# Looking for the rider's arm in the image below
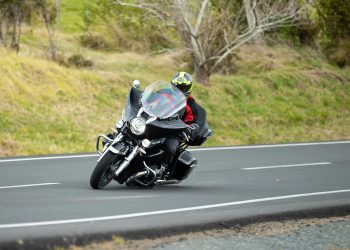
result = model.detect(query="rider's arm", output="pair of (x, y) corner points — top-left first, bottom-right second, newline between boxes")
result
(183, 97), (198, 125)
(182, 97), (200, 140)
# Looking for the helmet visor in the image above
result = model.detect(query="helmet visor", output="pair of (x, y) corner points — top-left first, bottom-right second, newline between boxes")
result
(174, 83), (191, 93)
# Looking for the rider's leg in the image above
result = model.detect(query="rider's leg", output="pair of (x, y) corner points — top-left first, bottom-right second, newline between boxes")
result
(162, 138), (179, 168)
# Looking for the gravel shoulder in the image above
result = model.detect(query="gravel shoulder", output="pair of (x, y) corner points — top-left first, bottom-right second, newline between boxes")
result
(64, 215), (350, 250)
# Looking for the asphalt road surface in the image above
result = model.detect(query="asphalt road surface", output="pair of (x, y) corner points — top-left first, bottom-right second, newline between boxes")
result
(0, 141), (350, 247)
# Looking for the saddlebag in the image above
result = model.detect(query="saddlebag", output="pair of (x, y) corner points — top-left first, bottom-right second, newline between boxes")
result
(171, 150), (197, 181)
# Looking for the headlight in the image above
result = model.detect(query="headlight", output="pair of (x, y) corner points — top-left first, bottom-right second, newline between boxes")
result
(130, 117), (146, 135)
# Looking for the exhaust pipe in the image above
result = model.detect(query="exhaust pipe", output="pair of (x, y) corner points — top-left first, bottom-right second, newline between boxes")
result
(154, 179), (181, 185)
(125, 170), (148, 186)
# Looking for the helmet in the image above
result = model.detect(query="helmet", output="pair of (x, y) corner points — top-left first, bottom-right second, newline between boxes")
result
(171, 72), (193, 97)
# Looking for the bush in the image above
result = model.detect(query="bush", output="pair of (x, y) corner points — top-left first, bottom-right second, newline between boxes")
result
(54, 54), (69, 67)
(80, 34), (111, 50)
(315, 0), (350, 40)
(315, 0), (350, 67)
(67, 54), (93, 68)
(326, 39), (350, 68)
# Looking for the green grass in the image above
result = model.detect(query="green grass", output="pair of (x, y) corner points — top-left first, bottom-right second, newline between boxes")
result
(198, 62), (350, 146)
(1, 36), (350, 156)
(60, 0), (86, 33)
(0, 10), (350, 158)
(1, 0), (349, 157)
(0, 48), (183, 155)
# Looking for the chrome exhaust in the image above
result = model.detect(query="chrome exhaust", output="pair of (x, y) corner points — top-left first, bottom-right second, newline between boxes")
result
(125, 170), (148, 186)
(154, 179), (181, 185)
(125, 162), (157, 187)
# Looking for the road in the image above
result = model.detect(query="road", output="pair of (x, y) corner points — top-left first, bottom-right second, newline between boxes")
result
(0, 141), (350, 248)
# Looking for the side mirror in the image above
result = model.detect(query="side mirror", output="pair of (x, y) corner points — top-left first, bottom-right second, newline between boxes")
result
(133, 80), (140, 89)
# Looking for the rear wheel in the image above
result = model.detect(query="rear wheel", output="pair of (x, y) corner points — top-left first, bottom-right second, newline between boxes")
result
(90, 151), (123, 189)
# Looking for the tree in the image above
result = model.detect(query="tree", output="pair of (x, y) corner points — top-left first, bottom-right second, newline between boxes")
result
(0, 0), (57, 59)
(313, 0), (350, 67)
(56, 0), (61, 29)
(39, 0), (56, 60)
(0, 0), (31, 52)
(115, 0), (312, 85)
(314, 0), (350, 41)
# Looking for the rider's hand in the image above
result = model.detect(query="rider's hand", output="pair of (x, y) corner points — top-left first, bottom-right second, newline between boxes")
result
(185, 123), (200, 139)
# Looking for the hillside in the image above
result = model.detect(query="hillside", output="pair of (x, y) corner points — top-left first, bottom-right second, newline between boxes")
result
(1, 37), (350, 156)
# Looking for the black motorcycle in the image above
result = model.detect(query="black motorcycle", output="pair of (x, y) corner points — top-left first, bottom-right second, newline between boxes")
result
(90, 80), (212, 189)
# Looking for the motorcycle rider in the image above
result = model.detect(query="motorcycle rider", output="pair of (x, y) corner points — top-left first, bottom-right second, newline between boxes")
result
(161, 72), (200, 170)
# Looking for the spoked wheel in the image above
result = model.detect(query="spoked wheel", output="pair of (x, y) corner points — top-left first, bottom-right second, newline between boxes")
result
(90, 151), (123, 189)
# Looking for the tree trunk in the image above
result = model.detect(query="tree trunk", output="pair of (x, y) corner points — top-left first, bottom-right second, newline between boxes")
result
(3, 18), (9, 47)
(0, 19), (3, 47)
(194, 63), (210, 86)
(243, 0), (262, 43)
(56, 0), (61, 29)
(41, 0), (56, 60)
(16, 8), (22, 53)
(10, 4), (18, 50)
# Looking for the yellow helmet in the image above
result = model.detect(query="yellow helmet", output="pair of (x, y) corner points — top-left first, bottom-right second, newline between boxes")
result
(171, 72), (193, 97)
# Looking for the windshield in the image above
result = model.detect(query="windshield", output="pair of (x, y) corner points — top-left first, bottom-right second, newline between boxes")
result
(140, 81), (186, 119)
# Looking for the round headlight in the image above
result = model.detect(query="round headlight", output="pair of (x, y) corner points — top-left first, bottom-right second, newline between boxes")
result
(130, 118), (146, 135)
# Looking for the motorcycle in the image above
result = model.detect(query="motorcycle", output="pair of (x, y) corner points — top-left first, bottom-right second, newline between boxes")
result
(90, 80), (212, 189)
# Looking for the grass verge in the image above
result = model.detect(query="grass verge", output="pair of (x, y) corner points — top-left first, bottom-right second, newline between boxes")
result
(0, 44), (349, 156)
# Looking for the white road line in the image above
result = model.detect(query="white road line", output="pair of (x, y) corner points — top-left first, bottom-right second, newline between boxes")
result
(75, 195), (154, 201)
(0, 183), (60, 189)
(0, 141), (349, 163)
(190, 140), (350, 151)
(0, 189), (349, 229)
(0, 154), (98, 163)
(242, 162), (332, 170)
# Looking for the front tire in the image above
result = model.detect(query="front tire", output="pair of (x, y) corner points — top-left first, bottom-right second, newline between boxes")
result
(90, 151), (123, 189)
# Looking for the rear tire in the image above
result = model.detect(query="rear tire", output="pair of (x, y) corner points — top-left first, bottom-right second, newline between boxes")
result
(90, 151), (123, 189)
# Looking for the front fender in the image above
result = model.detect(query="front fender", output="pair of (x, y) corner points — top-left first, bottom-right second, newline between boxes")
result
(97, 134), (128, 162)
(110, 141), (129, 156)
(97, 142), (129, 162)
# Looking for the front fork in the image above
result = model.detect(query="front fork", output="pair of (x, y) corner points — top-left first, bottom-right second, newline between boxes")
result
(96, 133), (140, 178)
(114, 145), (139, 177)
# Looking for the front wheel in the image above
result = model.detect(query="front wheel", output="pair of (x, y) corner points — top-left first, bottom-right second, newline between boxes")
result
(90, 151), (123, 189)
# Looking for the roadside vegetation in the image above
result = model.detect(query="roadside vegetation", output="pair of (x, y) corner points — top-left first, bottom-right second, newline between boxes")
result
(0, 0), (349, 156)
